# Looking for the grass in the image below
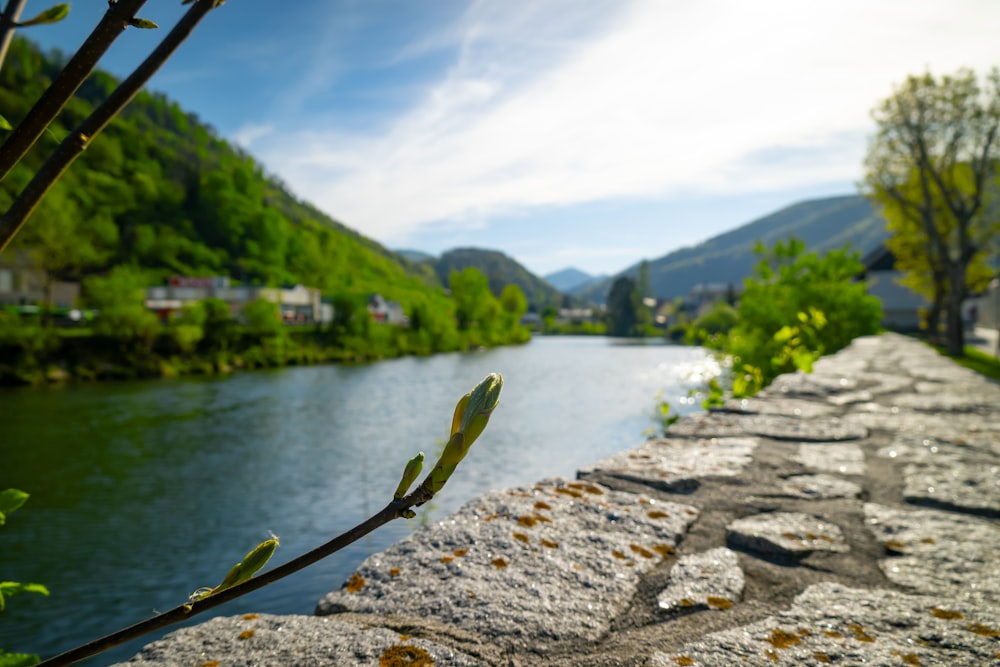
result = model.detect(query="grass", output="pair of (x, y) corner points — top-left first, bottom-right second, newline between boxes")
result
(930, 342), (1000, 383)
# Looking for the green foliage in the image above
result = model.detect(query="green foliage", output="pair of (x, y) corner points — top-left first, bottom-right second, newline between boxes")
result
(84, 266), (159, 350)
(0, 38), (443, 312)
(241, 298), (284, 339)
(1, 490), (48, 665)
(705, 238), (882, 395)
(0, 39), (534, 382)
(432, 248), (565, 311)
(685, 301), (738, 344)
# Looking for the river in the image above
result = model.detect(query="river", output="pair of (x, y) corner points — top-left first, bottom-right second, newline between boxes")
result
(0, 336), (714, 664)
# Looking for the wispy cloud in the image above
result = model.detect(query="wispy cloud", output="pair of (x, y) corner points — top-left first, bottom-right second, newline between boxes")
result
(232, 123), (274, 150)
(250, 0), (1000, 244)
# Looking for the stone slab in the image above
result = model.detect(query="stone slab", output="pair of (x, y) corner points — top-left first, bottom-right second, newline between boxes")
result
(656, 547), (744, 614)
(796, 442), (865, 475)
(890, 391), (1000, 414)
(779, 474), (862, 499)
(723, 396), (838, 418)
(650, 582), (1000, 667)
(669, 412), (866, 442)
(111, 613), (485, 666)
(726, 512), (849, 558)
(864, 503), (1000, 602)
(578, 437), (757, 492)
(844, 406), (1000, 442)
(316, 478), (698, 653)
(877, 434), (1000, 517)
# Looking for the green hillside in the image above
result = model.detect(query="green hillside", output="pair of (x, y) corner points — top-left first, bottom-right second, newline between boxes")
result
(430, 247), (567, 310)
(0, 38), (442, 311)
(575, 195), (888, 302)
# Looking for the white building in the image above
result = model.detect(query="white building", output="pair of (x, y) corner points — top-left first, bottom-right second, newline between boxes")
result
(146, 276), (329, 325)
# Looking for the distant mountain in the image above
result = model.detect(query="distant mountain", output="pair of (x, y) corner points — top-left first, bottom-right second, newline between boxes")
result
(544, 267), (605, 293)
(431, 248), (566, 309)
(576, 194), (888, 303)
(396, 249), (436, 263)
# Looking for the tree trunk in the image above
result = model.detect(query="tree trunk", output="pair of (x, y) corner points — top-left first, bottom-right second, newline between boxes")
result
(944, 265), (966, 356)
(926, 292), (943, 344)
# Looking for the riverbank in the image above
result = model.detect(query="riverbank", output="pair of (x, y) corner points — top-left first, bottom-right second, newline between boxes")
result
(111, 332), (999, 666)
(0, 324), (532, 386)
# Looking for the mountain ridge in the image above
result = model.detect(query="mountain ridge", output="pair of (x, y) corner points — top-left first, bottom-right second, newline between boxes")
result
(572, 194), (887, 303)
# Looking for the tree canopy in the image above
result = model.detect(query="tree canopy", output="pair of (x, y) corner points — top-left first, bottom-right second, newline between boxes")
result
(864, 67), (1000, 355)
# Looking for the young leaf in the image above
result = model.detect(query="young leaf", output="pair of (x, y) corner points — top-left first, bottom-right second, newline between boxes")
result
(128, 18), (159, 29)
(0, 650), (42, 667)
(0, 581), (50, 611)
(0, 114), (11, 131)
(393, 452), (424, 500)
(15, 3), (70, 27)
(0, 489), (29, 524)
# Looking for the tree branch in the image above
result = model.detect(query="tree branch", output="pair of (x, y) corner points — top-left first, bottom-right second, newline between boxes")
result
(37, 475), (440, 666)
(0, 0), (27, 73)
(0, 0), (147, 183)
(0, 0), (219, 254)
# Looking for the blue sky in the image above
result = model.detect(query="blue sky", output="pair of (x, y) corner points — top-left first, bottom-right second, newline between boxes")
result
(22, 0), (1000, 276)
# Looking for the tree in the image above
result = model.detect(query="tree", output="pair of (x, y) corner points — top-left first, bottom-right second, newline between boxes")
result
(864, 68), (1000, 355)
(449, 267), (495, 331)
(85, 265), (159, 354)
(606, 276), (638, 337)
(499, 284), (528, 326)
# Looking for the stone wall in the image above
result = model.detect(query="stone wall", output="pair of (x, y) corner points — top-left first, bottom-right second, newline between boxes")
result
(116, 333), (1000, 666)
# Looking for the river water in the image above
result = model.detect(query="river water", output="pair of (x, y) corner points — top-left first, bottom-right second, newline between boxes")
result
(0, 336), (714, 664)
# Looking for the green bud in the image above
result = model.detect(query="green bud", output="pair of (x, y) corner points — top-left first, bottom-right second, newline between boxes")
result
(426, 373), (503, 495)
(192, 535), (280, 601)
(454, 373), (503, 438)
(393, 452), (425, 500)
(15, 4), (69, 28)
(231, 536), (279, 584)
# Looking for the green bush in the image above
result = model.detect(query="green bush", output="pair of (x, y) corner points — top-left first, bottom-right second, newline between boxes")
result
(706, 238), (882, 395)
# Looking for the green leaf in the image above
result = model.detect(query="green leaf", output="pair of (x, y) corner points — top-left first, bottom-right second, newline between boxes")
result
(0, 650), (41, 667)
(128, 18), (159, 29)
(0, 114), (11, 131)
(0, 582), (49, 597)
(0, 489), (29, 524)
(0, 582), (50, 609)
(15, 4), (70, 27)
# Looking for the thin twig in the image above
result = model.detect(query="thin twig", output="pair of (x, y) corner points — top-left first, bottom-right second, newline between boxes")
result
(0, 0), (219, 253)
(0, 0), (27, 73)
(37, 482), (438, 667)
(0, 0), (147, 183)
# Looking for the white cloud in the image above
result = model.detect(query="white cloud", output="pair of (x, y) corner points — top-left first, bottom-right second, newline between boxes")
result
(232, 123), (274, 150)
(255, 0), (1000, 243)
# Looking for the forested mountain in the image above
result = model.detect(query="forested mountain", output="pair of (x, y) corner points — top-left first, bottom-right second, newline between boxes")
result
(0, 38), (442, 311)
(429, 248), (566, 310)
(543, 267), (604, 293)
(574, 195), (888, 302)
